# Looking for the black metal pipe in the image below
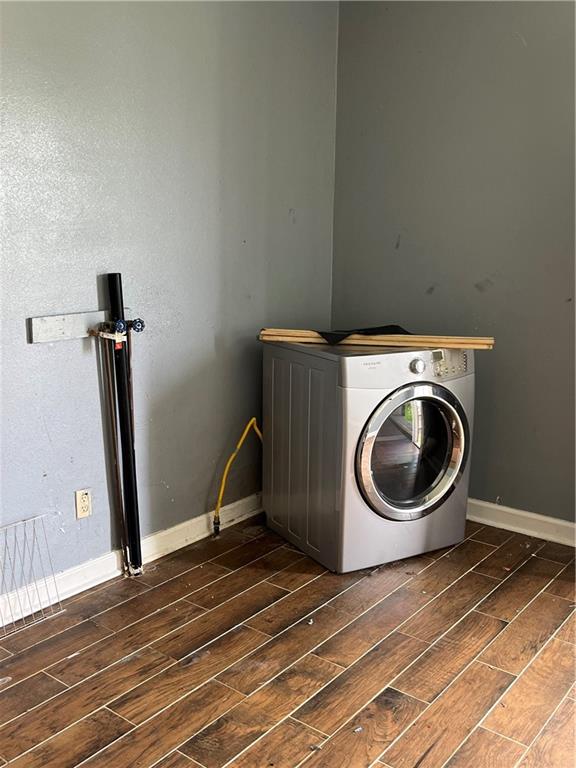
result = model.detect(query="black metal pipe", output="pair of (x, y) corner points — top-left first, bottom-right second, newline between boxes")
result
(101, 335), (129, 571)
(107, 273), (142, 572)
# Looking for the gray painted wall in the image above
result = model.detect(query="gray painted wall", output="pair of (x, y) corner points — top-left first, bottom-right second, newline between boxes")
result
(333, 2), (574, 521)
(1, 2), (338, 571)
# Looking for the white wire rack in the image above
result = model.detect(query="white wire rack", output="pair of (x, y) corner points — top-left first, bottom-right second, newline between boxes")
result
(0, 515), (62, 636)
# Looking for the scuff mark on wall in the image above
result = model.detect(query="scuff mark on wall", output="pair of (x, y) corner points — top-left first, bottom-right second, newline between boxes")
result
(474, 278), (494, 293)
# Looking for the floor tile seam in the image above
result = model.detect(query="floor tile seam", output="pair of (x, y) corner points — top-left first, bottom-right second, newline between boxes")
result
(50, 565), (302, 685)
(216, 713), (327, 768)
(359, 581), (544, 766)
(137, 528), (269, 588)
(533, 553), (575, 566)
(184, 640), (405, 765)
(0, 704), (131, 764)
(207, 540), (287, 570)
(72, 680), (248, 768)
(0, 653), (180, 753)
(396, 545), (560, 643)
(506, 617), (576, 768)
(185, 570), (297, 613)
(0, 620), (119, 694)
(107, 623), (280, 723)
(473, 608), (576, 748)
(0, 608), (77, 654)
(187, 547), (307, 609)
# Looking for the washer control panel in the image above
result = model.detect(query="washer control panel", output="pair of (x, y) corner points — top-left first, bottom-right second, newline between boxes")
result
(432, 349), (469, 378)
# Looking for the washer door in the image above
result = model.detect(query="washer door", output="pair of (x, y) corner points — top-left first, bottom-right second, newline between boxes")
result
(356, 383), (469, 521)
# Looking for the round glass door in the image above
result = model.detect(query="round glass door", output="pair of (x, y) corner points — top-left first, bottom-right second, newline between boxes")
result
(356, 383), (468, 521)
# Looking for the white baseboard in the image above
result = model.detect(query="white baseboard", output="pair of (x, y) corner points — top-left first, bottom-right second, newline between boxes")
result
(467, 497), (575, 547)
(140, 493), (262, 564)
(1, 493), (262, 627)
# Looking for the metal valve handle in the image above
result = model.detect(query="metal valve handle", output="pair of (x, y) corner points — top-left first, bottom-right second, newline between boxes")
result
(99, 318), (145, 335)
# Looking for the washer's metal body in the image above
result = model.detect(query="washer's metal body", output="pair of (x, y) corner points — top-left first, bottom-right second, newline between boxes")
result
(262, 342), (475, 572)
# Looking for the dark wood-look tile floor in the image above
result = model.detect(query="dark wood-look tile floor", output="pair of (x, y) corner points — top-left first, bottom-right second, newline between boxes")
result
(0, 516), (574, 768)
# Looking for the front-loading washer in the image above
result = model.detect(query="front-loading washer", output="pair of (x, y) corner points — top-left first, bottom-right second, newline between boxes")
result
(262, 342), (474, 572)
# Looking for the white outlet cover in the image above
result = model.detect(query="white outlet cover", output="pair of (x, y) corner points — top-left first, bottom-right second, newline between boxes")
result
(75, 489), (92, 519)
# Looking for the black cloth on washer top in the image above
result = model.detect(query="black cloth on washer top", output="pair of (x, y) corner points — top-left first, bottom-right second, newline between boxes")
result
(316, 325), (411, 345)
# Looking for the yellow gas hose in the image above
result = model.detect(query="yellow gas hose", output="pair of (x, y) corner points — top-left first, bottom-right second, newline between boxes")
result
(213, 417), (263, 535)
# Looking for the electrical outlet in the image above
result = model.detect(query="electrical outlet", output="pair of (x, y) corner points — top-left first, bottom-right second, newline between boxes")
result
(75, 489), (92, 519)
